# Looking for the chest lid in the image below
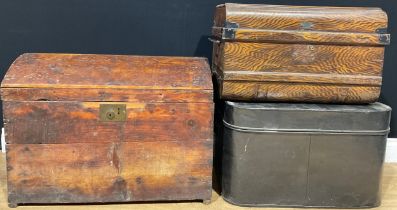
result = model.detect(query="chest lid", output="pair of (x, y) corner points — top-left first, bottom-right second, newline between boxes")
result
(224, 102), (391, 134)
(213, 3), (390, 45)
(1, 53), (213, 102)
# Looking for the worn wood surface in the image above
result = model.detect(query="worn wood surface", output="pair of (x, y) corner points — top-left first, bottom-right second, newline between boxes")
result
(6, 141), (212, 204)
(1, 53), (212, 102)
(212, 3), (388, 103)
(1, 53), (214, 205)
(1, 154), (397, 209)
(3, 101), (213, 144)
(1, 88), (213, 102)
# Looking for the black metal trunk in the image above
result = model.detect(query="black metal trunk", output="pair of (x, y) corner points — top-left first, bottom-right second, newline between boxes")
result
(222, 102), (391, 208)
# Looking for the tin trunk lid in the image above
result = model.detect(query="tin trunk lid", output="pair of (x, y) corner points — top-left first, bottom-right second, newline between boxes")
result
(224, 102), (391, 134)
(212, 3), (390, 45)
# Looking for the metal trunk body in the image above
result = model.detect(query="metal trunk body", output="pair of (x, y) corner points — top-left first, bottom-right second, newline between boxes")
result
(222, 101), (391, 208)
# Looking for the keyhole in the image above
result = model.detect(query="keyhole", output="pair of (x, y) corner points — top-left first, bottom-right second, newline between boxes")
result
(106, 111), (115, 120)
(100, 104), (126, 121)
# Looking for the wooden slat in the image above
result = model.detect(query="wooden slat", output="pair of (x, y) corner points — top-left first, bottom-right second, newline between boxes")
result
(220, 81), (380, 103)
(6, 141), (212, 204)
(3, 101), (214, 144)
(222, 71), (382, 86)
(222, 42), (385, 76)
(1, 84), (210, 90)
(1, 88), (213, 102)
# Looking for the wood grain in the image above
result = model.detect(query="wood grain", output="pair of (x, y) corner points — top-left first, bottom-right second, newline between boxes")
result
(1, 53), (212, 97)
(215, 3), (388, 33)
(7, 141), (212, 204)
(223, 42), (385, 75)
(213, 41), (385, 103)
(2, 154), (397, 210)
(1, 53), (214, 205)
(222, 72), (381, 86)
(1, 88), (213, 102)
(215, 28), (390, 45)
(3, 101), (213, 144)
(220, 81), (380, 103)
(211, 3), (388, 103)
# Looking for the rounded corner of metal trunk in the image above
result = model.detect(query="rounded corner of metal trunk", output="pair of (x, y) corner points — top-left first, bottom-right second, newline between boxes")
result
(223, 101), (391, 135)
(221, 195), (252, 208)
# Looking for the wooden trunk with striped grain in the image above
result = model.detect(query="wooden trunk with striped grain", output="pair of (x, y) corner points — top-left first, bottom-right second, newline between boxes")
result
(212, 3), (390, 103)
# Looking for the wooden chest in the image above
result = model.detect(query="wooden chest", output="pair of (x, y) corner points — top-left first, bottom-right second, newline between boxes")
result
(1, 53), (214, 207)
(212, 3), (390, 103)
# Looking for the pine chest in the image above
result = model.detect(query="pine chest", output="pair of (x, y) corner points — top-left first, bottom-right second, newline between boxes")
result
(1, 53), (214, 207)
(212, 3), (390, 103)
(222, 101), (391, 208)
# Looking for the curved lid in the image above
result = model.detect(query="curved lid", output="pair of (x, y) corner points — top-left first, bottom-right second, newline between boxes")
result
(2, 53), (212, 90)
(214, 3), (388, 33)
(212, 3), (390, 45)
(224, 102), (391, 133)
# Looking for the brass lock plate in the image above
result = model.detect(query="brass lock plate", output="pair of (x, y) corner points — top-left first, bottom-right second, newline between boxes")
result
(99, 104), (127, 121)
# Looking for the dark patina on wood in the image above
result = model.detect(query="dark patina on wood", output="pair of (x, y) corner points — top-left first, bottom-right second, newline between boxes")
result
(211, 3), (390, 103)
(1, 53), (214, 207)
